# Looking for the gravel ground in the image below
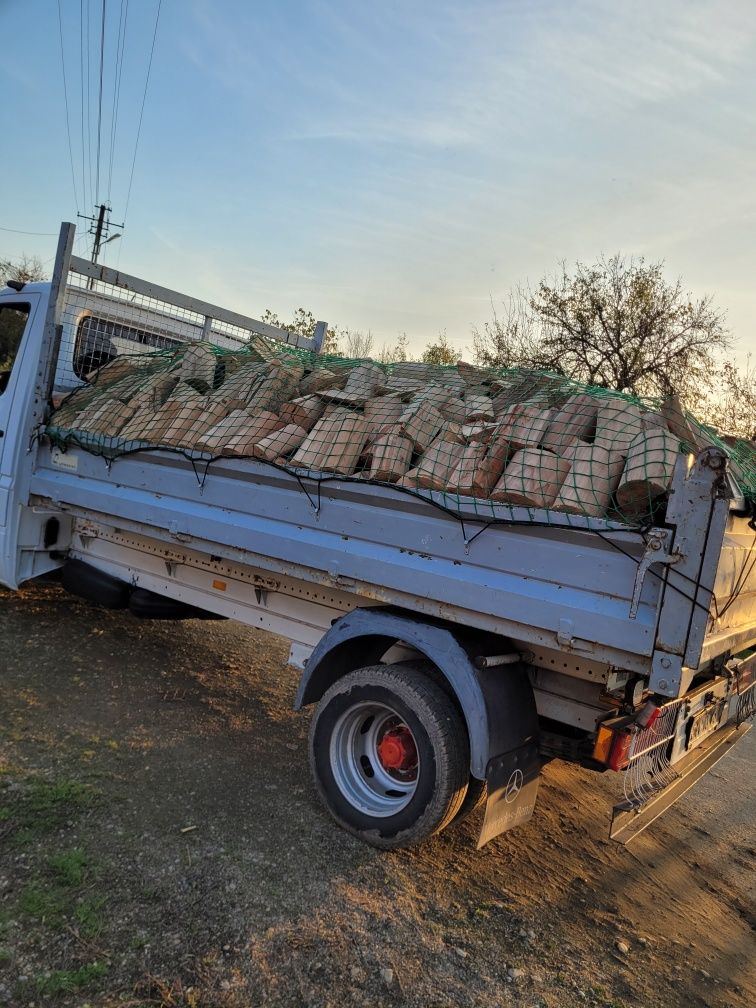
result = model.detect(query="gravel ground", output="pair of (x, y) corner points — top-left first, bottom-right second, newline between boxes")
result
(0, 580), (754, 1008)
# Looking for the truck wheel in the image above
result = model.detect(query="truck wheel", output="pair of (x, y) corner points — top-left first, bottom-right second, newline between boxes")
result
(309, 664), (470, 849)
(453, 776), (487, 825)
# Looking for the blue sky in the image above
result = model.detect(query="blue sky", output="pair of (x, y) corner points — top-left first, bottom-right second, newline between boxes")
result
(1, 0), (755, 362)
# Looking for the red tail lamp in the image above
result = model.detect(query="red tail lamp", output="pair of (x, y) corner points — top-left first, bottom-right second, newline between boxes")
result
(593, 717), (634, 771)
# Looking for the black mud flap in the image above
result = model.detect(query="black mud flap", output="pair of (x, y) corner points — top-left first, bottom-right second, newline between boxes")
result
(477, 739), (540, 848)
(62, 558), (130, 609)
(128, 588), (227, 621)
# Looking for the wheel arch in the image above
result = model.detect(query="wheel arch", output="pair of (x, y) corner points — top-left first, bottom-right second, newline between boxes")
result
(295, 608), (536, 779)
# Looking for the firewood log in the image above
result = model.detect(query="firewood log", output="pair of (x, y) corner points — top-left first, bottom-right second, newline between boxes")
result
(119, 399), (191, 444)
(541, 394), (598, 456)
(196, 410), (282, 454)
(409, 436), (463, 490)
(72, 398), (137, 436)
(457, 361), (494, 386)
(615, 427), (680, 511)
(252, 424), (309, 462)
(216, 362), (269, 401)
(661, 393), (712, 452)
(300, 368), (344, 394)
(363, 396), (405, 442)
(128, 373), (180, 412)
(368, 434), (413, 482)
(440, 397), (468, 423)
(394, 400), (444, 451)
(279, 395), (326, 431)
(593, 399), (648, 454)
(491, 448), (571, 507)
(464, 395), (495, 423)
(552, 443), (626, 517)
(290, 409), (369, 474)
(447, 440), (509, 497)
(245, 360), (304, 412)
(319, 362), (385, 406)
(410, 383), (455, 412)
(177, 341), (217, 392)
(160, 399), (230, 448)
(494, 404), (554, 451)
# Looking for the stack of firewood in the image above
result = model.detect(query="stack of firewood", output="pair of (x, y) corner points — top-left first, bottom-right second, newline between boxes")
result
(51, 344), (699, 521)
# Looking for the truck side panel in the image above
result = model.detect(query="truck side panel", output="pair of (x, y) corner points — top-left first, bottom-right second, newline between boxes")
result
(30, 443), (663, 674)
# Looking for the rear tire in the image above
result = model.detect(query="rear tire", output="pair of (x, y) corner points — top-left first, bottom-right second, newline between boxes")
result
(453, 776), (487, 824)
(309, 664), (470, 849)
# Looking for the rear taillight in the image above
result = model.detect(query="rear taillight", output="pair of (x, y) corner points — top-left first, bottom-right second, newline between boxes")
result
(636, 701), (661, 729)
(593, 717), (635, 770)
(734, 655), (755, 694)
(606, 728), (633, 770)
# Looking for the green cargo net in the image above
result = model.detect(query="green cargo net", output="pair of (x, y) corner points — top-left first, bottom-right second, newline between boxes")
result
(46, 340), (756, 530)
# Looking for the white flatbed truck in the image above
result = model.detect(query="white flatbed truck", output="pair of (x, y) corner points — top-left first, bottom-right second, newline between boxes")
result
(0, 223), (754, 849)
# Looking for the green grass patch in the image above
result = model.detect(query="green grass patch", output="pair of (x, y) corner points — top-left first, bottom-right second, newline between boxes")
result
(47, 847), (88, 887)
(19, 883), (65, 923)
(74, 893), (107, 937)
(17, 848), (107, 937)
(0, 777), (96, 845)
(35, 960), (107, 996)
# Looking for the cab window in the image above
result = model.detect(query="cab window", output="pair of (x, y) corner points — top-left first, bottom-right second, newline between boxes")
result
(73, 314), (183, 379)
(0, 302), (30, 396)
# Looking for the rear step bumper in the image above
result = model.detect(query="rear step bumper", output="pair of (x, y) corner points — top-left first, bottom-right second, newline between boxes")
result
(610, 719), (751, 843)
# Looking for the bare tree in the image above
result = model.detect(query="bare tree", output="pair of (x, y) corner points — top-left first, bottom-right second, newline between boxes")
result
(531, 256), (730, 400)
(377, 332), (410, 364)
(422, 332), (458, 365)
(342, 330), (375, 360)
(704, 356), (756, 440)
(0, 253), (47, 284)
(472, 290), (558, 371)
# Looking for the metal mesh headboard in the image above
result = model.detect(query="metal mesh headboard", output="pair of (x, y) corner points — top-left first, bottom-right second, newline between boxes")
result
(54, 254), (325, 395)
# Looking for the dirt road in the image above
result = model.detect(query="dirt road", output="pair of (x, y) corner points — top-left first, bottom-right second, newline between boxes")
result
(0, 581), (754, 1008)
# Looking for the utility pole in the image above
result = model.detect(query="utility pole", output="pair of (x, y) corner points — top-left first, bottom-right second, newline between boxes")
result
(77, 203), (124, 288)
(91, 203), (107, 264)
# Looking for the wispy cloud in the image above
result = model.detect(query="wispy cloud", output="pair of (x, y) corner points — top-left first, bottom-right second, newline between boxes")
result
(169, 1), (756, 349)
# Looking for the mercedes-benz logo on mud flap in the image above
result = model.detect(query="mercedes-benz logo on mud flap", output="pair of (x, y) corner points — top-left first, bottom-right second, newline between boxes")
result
(504, 768), (523, 803)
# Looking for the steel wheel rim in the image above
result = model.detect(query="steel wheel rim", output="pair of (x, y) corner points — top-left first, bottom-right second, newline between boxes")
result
(329, 701), (420, 817)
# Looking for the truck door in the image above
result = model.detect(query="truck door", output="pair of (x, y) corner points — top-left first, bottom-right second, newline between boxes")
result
(0, 294), (40, 587)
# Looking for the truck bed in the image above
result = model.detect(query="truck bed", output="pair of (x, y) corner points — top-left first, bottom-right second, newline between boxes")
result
(31, 441), (685, 677)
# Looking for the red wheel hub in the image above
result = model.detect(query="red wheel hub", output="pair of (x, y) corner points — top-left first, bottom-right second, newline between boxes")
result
(377, 724), (417, 773)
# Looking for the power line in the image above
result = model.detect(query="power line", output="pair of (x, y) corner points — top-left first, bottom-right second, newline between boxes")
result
(0, 226), (59, 237)
(107, 0), (129, 201)
(85, 0), (95, 210)
(123, 0), (162, 224)
(79, 0), (88, 208)
(95, 0), (107, 202)
(56, 0), (80, 212)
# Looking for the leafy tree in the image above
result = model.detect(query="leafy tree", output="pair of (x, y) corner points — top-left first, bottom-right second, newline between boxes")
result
(422, 332), (458, 365)
(261, 308), (342, 355)
(259, 312), (409, 363)
(474, 256), (730, 405)
(531, 256), (729, 399)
